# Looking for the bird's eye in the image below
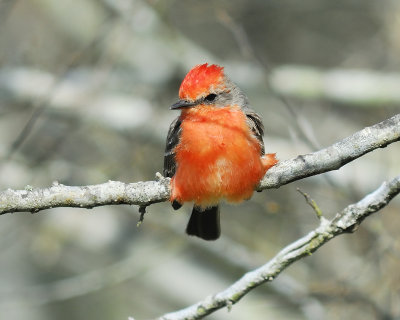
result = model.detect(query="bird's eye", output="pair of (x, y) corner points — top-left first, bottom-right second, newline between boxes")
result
(204, 93), (217, 102)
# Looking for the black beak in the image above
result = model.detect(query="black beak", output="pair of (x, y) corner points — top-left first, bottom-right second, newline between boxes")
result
(170, 99), (197, 110)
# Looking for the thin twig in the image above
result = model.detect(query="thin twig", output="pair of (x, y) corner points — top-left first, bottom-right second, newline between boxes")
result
(137, 205), (148, 226)
(297, 188), (323, 220)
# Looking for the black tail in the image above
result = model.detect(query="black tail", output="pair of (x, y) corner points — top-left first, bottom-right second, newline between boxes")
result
(186, 205), (220, 240)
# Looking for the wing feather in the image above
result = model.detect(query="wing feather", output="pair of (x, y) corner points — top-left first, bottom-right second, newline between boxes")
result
(244, 109), (265, 155)
(163, 117), (182, 177)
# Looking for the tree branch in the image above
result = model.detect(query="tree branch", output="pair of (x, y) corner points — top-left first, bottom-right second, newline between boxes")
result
(156, 175), (400, 320)
(0, 114), (398, 215)
(259, 113), (400, 189)
(0, 178), (170, 215)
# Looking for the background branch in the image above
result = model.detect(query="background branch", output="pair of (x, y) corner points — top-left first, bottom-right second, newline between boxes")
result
(157, 175), (400, 320)
(0, 114), (398, 216)
(270, 66), (400, 107)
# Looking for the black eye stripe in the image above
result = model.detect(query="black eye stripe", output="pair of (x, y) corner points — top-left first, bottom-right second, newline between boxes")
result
(204, 93), (217, 102)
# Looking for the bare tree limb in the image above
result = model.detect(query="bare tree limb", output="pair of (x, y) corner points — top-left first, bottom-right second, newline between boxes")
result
(0, 114), (398, 215)
(259, 113), (400, 189)
(0, 178), (170, 215)
(156, 174), (400, 320)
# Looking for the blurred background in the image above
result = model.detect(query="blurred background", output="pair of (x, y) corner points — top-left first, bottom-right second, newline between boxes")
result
(0, 0), (399, 319)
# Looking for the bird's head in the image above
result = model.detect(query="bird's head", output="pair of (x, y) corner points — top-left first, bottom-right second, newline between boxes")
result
(170, 63), (248, 110)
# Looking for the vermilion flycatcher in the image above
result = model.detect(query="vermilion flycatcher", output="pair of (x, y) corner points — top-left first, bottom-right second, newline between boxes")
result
(164, 63), (277, 241)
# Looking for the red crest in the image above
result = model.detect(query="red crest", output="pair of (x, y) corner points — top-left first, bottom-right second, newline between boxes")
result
(179, 63), (225, 100)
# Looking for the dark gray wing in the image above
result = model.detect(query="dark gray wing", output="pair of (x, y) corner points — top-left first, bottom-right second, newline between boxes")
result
(163, 116), (182, 178)
(244, 109), (265, 155)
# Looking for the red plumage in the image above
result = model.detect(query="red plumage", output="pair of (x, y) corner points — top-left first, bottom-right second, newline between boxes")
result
(179, 63), (225, 100)
(164, 63), (277, 240)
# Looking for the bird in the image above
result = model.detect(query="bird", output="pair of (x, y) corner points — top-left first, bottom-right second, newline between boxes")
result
(163, 63), (277, 241)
